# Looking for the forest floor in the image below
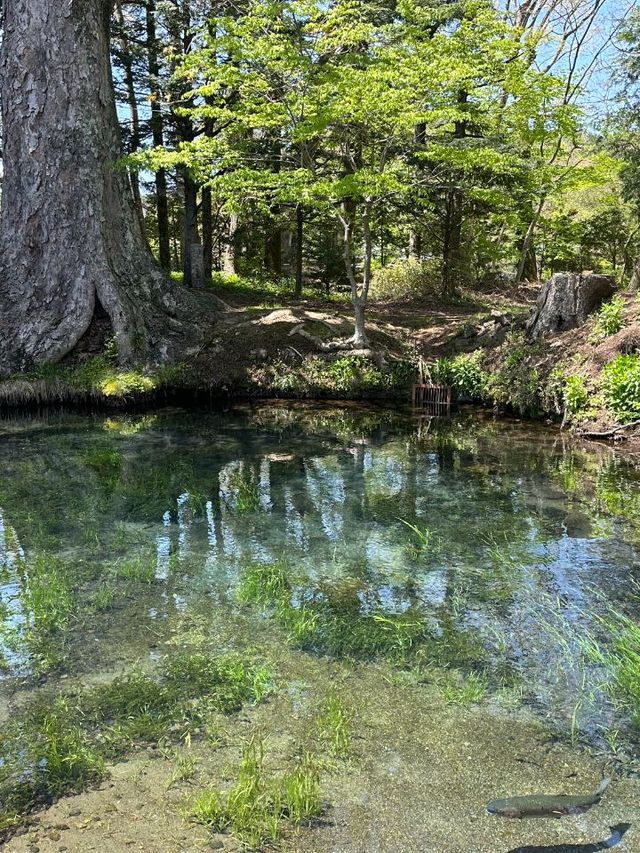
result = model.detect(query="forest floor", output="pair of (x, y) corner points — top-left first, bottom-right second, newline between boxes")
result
(1, 277), (639, 442)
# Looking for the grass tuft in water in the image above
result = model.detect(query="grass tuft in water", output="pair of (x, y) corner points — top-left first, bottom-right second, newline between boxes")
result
(439, 670), (489, 707)
(582, 606), (640, 725)
(397, 518), (439, 557)
(189, 737), (321, 849)
(0, 553), (76, 673)
(239, 561), (430, 665)
(0, 651), (273, 839)
(314, 693), (353, 758)
(109, 554), (156, 585)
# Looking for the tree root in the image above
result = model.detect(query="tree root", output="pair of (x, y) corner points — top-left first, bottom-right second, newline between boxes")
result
(578, 419), (640, 440)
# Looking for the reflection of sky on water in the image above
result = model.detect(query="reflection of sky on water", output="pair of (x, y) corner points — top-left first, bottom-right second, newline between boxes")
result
(0, 408), (639, 738)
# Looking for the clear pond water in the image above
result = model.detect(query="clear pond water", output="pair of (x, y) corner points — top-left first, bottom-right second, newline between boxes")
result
(0, 403), (639, 852)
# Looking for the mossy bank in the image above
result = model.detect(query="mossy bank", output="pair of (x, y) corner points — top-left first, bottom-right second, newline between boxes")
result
(1, 278), (640, 442)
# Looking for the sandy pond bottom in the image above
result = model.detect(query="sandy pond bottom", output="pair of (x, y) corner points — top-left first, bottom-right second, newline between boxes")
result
(4, 652), (640, 853)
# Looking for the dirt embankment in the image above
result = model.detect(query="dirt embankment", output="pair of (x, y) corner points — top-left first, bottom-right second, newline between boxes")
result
(1, 283), (639, 445)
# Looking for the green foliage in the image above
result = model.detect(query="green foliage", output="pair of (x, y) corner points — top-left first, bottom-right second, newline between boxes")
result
(22, 355), (185, 400)
(488, 337), (541, 416)
(254, 354), (415, 398)
(0, 650), (273, 836)
(451, 352), (488, 400)
(189, 738), (321, 849)
(589, 295), (626, 343)
(370, 259), (438, 301)
(601, 354), (640, 423)
(563, 375), (589, 416)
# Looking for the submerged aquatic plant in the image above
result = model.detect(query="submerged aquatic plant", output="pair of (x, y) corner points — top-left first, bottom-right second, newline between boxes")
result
(188, 737), (321, 849)
(239, 561), (430, 664)
(0, 650), (273, 839)
(397, 518), (438, 557)
(439, 670), (489, 707)
(0, 553), (76, 673)
(314, 693), (353, 758)
(582, 605), (640, 725)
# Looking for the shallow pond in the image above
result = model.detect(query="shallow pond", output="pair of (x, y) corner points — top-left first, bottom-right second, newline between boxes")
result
(0, 403), (639, 852)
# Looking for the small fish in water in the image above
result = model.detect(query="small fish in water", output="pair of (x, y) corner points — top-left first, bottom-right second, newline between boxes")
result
(506, 822), (631, 852)
(486, 778), (611, 819)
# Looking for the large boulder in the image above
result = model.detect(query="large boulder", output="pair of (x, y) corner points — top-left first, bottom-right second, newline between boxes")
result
(526, 272), (616, 339)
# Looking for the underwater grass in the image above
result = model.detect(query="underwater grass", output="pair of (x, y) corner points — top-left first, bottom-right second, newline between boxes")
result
(0, 553), (76, 673)
(239, 561), (430, 665)
(439, 670), (489, 707)
(581, 606), (640, 725)
(188, 737), (321, 849)
(397, 518), (439, 557)
(314, 693), (353, 758)
(0, 650), (273, 839)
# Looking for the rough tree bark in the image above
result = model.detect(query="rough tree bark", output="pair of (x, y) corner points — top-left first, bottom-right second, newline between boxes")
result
(146, 0), (171, 270)
(0, 0), (206, 373)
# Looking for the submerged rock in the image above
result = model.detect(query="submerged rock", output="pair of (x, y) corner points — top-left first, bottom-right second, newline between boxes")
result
(526, 272), (615, 338)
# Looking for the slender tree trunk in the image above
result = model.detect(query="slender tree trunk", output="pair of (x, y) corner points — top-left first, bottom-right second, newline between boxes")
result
(265, 230), (282, 277)
(0, 0), (205, 373)
(146, 0), (171, 270)
(222, 214), (238, 275)
(630, 255), (640, 291)
(441, 92), (468, 298)
(516, 197), (545, 283)
(409, 230), (422, 260)
(202, 186), (213, 284)
(340, 201), (370, 348)
(294, 204), (304, 297)
(115, 2), (144, 231)
(182, 171), (201, 287)
(442, 187), (464, 298)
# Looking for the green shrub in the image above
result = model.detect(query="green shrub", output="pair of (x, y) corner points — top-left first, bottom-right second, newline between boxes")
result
(370, 258), (437, 301)
(488, 337), (541, 416)
(590, 295), (626, 343)
(563, 375), (589, 416)
(450, 352), (487, 399)
(601, 354), (640, 423)
(261, 355), (415, 398)
(428, 352), (487, 400)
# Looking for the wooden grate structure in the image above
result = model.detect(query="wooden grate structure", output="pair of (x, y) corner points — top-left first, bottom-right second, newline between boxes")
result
(411, 384), (452, 414)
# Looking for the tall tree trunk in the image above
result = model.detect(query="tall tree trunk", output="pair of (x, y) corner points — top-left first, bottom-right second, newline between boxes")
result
(294, 204), (304, 297)
(409, 230), (422, 260)
(516, 197), (545, 284)
(146, 0), (171, 270)
(115, 1), (145, 231)
(202, 186), (213, 284)
(0, 0), (204, 373)
(441, 93), (468, 298)
(182, 171), (201, 287)
(442, 187), (464, 298)
(264, 227), (282, 277)
(222, 214), (238, 275)
(630, 255), (640, 291)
